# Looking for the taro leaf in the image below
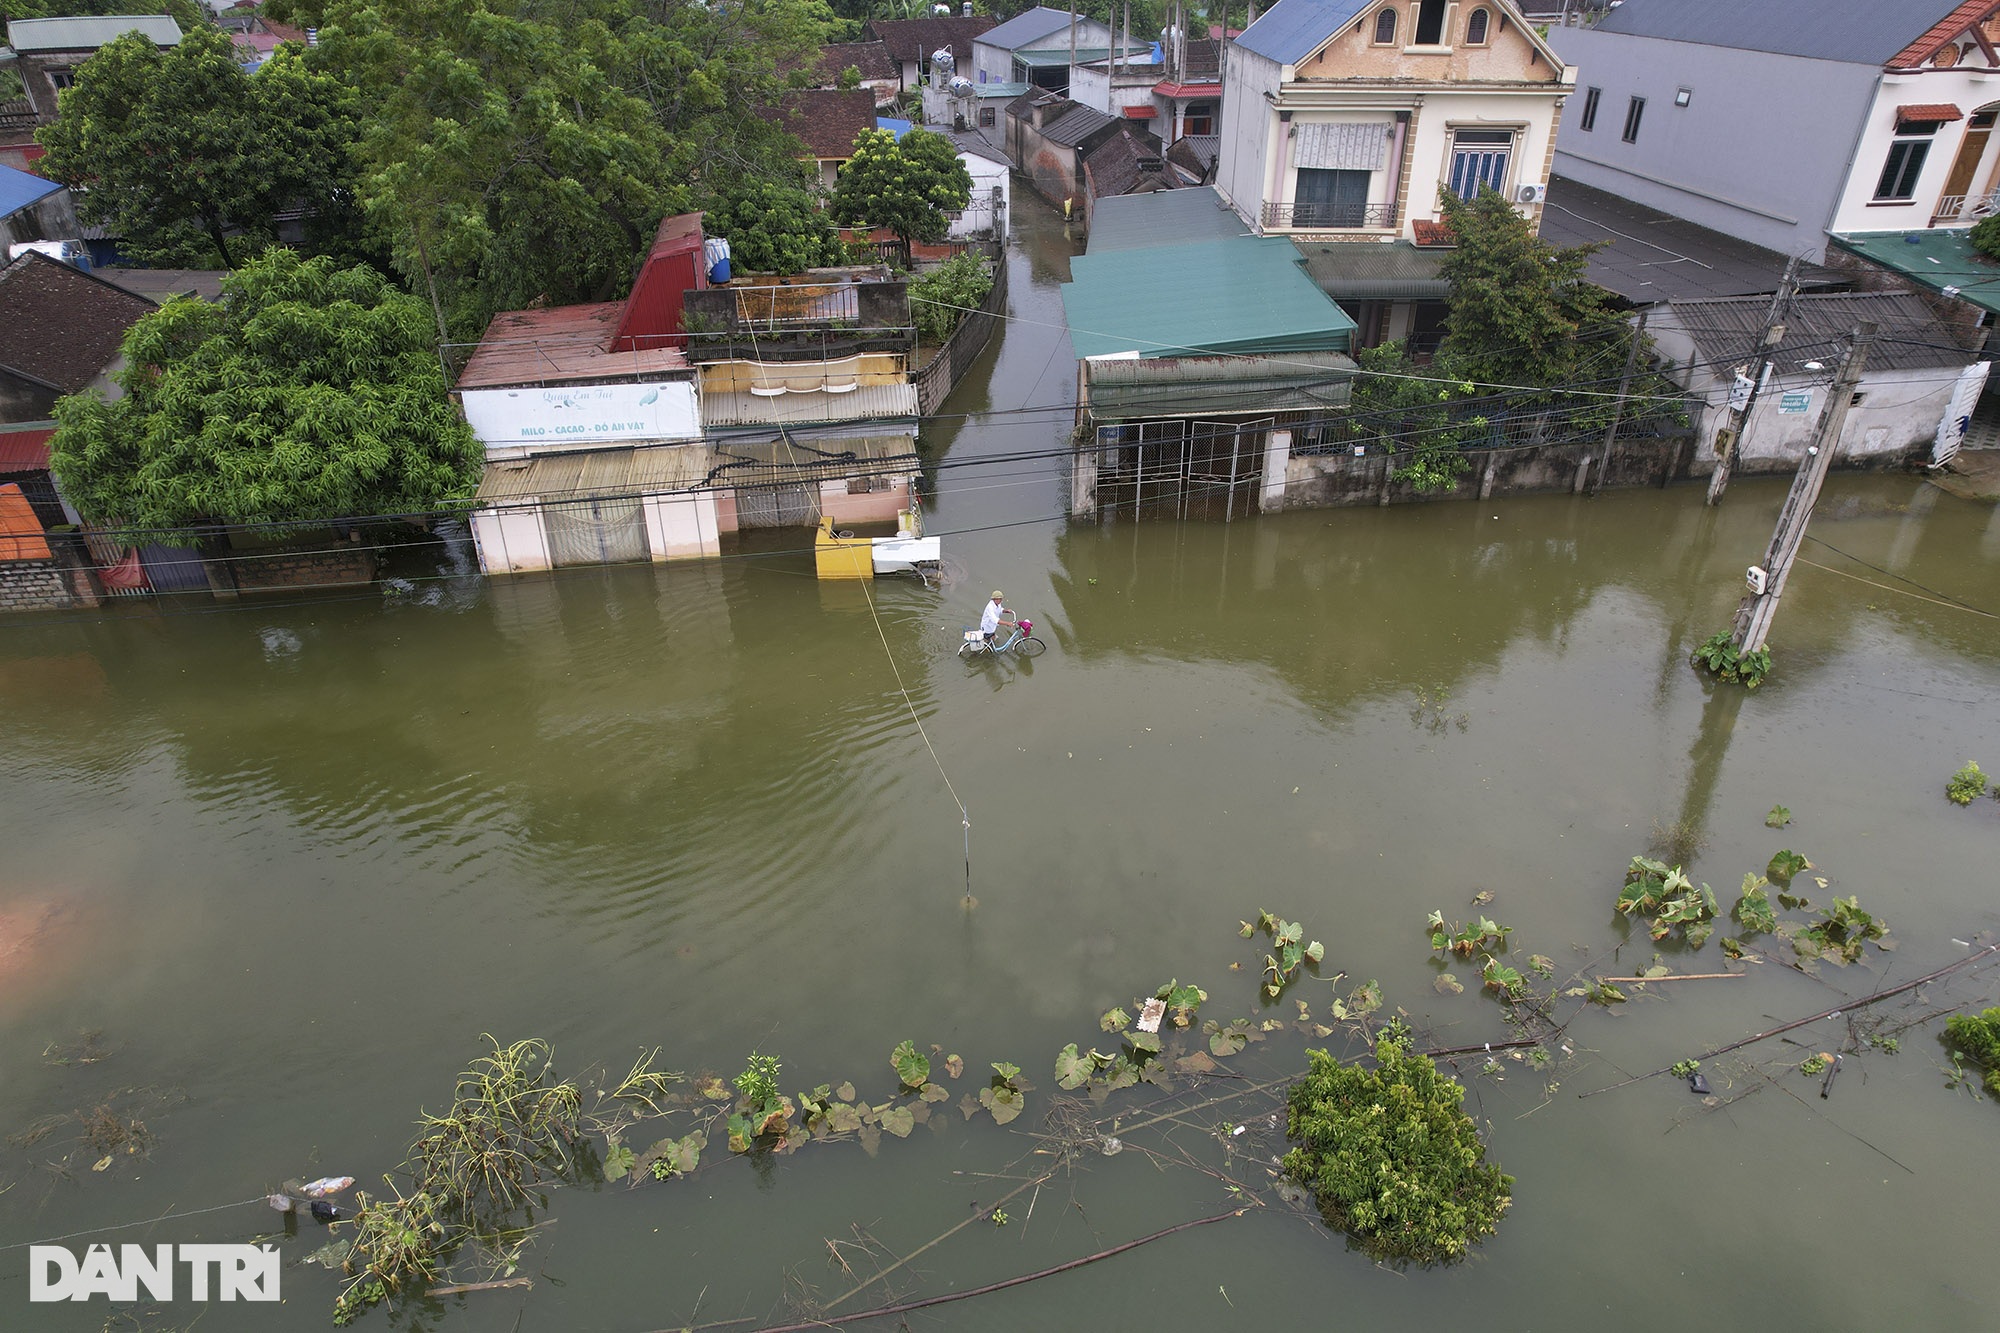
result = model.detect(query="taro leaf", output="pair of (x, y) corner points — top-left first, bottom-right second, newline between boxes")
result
(920, 1081), (951, 1104)
(1529, 954), (1555, 977)
(1735, 879), (1778, 934)
(979, 1085), (1025, 1125)
(1641, 963), (1670, 979)
(879, 1105), (915, 1138)
(1177, 1050), (1218, 1075)
(1280, 940), (1304, 973)
(857, 1125), (881, 1157)
(696, 1075), (731, 1101)
(1590, 981), (1627, 1005)
(669, 1131), (704, 1175)
(726, 1114), (753, 1155)
(602, 1143), (636, 1182)
(1347, 981), (1384, 1018)
(909, 1101), (931, 1125)
(1720, 937), (1746, 959)
(1329, 998), (1349, 1019)
(1767, 849), (1811, 885)
(1259, 1018), (1285, 1032)
(1766, 804), (1792, 829)
(1295, 999), (1312, 1020)
(1434, 972), (1464, 995)
(958, 1093), (981, 1121)
(1305, 941), (1325, 966)
(892, 1040), (930, 1090)
(1210, 1024), (1248, 1057)
(836, 1081), (857, 1102)
(758, 1101), (792, 1137)
(944, 1055), (964, 1080)
(1482, 959), (1523, 997)
(1471, 890), (1495, 906)
(1276, 919), (1303, 946)
(304, 1238), (352, 1269)
(1102, 1058), (1141, 1091)
(1778, 892), (1812, 912)
(1055, 1043), (1094, 1091)
(1311, 1023), (1334, 1037)
(1238, 919), (1257, 938)
(991, 1061), (1022, 1084)
(1430, 930), (1450, 951)
(827, 1102), (863, 1134)
(1127, 1029), (1163, 1054)
(1100, 1007), (1131, 1033)
(1427, 909), (1447, 932)
(1685, 920), (1714, 949)
(776, 1126), (809, 1155)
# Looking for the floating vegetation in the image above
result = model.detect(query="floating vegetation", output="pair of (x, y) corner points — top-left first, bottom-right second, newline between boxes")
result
(1648, 816), (1708, 867)
(1282, 1033), (1512, 1265)
(1409, 684), (1470, 734)
(1617, 856), (1720, 947)
(1791, 896), (1892, 967)
(1766, 849), (1811, 885)
(1241, 911), (1324, 999)
(1425, 911), (1511, 959)
(1947, 760), (1992, 806)
(1733, 876), (1778, 935)
(1943, 1008), (2000, 1098)
(1765, 805), (1792, 829)
(1692, 631), (1772, 689)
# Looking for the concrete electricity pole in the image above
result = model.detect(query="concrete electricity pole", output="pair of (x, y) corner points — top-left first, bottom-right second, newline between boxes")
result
(1732, 321), (1876, 653)
(1706, 254), (1803, 506)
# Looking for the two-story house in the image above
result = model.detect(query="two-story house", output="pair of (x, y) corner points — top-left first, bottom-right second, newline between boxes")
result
(1549, 0), (2000, 331)
(1216, 0), (1571, 346)
(1, 16), (183, 167)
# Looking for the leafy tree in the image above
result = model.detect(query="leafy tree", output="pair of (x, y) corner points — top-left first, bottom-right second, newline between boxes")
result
(1435, 186), (1622, 391)
(702, 176), (843, 275)
(908, 252), (992, 343)
(1283, 1034), (1513, 1264)
(0, 0), (206, 33)
(829, 128), (972, 255)
(35, 27), (363, 269)
(1969, 213), (2000, 262)
(1336, 341), (1486, 493)
(50, 252), (482, 535)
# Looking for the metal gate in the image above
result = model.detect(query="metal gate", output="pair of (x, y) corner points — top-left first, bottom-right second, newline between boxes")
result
(733, 482), (820, 529)
(1093, 417), (1271, 520)
(543, 496), (650, 566)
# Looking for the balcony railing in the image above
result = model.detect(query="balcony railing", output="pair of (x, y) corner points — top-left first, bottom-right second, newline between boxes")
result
(1261, 200), (1398, 231)
(1931, 190), (2000, 226)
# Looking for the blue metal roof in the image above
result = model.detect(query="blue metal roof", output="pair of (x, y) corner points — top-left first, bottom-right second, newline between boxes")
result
(1591, 0), (1964, 66)
(0, 164), (61, 220)
(1235, 0), (1373, 66)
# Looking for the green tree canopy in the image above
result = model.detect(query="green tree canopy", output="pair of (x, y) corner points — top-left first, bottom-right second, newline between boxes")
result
(702, 175), (843, 275)
(278, 0), (838, 338)
(50, 251), (483, 534)
(829, 127), (972, 253)
(35, 27), (363, 269)
(1435, 186), (1621, 391)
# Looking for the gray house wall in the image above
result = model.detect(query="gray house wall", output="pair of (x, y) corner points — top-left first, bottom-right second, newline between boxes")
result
(1214, 43), (1281, 227)
(1549, 27), (1878, 261)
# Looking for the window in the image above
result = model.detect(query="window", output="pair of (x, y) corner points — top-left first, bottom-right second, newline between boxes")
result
(979, 106), (995, 128)
(1874, 139), (1930, 200)
(1466, 8), (1489, 44)
(1447, 129), (1512, 200)
(1415, 0), (1447, 45)
(1184, 101), (1214, 136)
(1579, 87), (1600, 132)
(1621, 96), (1645, 143)
(48, 68), (75, 89)
(1295, 167), (1374, 226)
(1373, 8), (1396, 44)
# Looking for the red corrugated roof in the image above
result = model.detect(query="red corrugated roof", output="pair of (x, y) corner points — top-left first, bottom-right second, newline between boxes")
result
(1898, 102), (1964, 126)
(0, 482), (52, 561)
(0, 426), (54, 473)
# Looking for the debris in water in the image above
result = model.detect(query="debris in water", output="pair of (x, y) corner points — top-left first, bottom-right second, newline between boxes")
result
(1688, 1073), (1711, 1095)
(1099, 1136), (1123, 1156)
(1135, 998), (1166, 1033)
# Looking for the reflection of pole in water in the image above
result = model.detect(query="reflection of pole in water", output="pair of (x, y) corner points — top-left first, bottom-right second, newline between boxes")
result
(1672, 683), (1746, 859)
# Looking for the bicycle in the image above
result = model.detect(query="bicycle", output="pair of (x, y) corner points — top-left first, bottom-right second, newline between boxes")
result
(959, 616), (1045, 659)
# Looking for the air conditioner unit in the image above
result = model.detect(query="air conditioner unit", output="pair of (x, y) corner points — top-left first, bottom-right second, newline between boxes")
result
(1516, 183), (1548, 205)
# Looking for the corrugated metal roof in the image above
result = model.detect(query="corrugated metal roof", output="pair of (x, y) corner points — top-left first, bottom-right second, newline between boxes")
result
(1656, 291), (1978, 374)
(5, 15), (181, 51)
(975, 81), (1031, 97)
(1040, 102), (1118, 145)
(975, 6), (1078, 50)
(1590, 0), (1962, 66)
(1089, 185), (1247, 250)
(0, 163), (60, 219)
(1828, 229), (2000, 318)
(1085, 351), (1356, 419)
(0, 424), (54, 473)
(708, 433), (918, 489)
(701, 382), (918, 428)
(1235, 0), (1371, 67)
(1064, 228), (1357, 359)
(474, 444), (711, 505)
(0, 481), (51, 562)
(457, 303), (690, 390)
(1295, 239), (1450, 299)
(1016, 47), (1114, 66)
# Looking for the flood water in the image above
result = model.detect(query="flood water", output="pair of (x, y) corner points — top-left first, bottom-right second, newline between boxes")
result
(4, 190), (2000, 1332)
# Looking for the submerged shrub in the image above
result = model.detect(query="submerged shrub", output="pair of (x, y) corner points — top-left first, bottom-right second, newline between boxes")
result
(1946, 760), (1989, 806)
(1282, 1034), (1512, 1265)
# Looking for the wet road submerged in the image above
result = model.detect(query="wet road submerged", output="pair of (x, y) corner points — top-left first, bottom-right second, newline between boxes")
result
(2, 190), (1999, 1330)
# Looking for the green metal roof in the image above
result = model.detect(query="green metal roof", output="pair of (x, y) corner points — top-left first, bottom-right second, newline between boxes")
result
(1015, 47), (1113, 66)
(1084, 351), (1356, 420)
(1828, 230), (2000, 318)
(1088, 187), (1249, 251)
(1294, 239), (1451, 301)
(1064, 234), (1357, 359)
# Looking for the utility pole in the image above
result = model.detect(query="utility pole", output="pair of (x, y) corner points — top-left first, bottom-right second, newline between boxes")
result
(1733, 321), (1876, 653)
(1592, 308), (1647, 496)
(1069, 0), (1077, 93)
(1706, 254), (1802, 505)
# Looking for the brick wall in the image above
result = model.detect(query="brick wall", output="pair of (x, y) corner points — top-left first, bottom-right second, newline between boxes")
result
(221, 541), (379, 595)
(0, 559), (76, 613)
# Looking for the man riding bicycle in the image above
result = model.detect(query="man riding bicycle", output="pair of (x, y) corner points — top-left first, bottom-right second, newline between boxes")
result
(979, 590), (1016, 647)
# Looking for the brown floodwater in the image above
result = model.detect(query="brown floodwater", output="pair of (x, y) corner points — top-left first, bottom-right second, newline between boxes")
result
(2, 190), (1999, 1331)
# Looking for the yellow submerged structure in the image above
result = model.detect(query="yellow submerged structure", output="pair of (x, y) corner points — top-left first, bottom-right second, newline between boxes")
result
(813, 517), (874, 580)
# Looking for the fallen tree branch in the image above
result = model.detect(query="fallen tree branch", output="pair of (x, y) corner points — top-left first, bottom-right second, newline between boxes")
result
(1579, 941), (2000, 1099)
(425, 1277), (533, 1296)
(1595, 972), (1744, 983)
(745, 1208), (1249, 1333)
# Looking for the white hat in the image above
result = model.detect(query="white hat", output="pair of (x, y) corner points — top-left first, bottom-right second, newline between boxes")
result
(991, 589), (1004, 599)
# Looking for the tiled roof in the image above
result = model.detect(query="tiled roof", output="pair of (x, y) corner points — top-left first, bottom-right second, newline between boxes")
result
(1084, 127), (1173, 200)
(1591, 0), (1964, 66)
(1889, 0), (1999, 68)
(0, 252), (155, 395)
(0, 481), (51, 562)
(1897, 103), (1964, 126)
(1412, 219), (1456, 248)
(861, 16), (995, 65)
(760, 89), (879, 161)
(1165, 135), (1219, 183)
(788, 40), (900, 85)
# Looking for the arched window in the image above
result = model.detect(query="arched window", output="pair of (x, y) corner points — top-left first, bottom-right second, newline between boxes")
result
(1466, 8), (1490, 44)
(1373, 9), (1396, 44)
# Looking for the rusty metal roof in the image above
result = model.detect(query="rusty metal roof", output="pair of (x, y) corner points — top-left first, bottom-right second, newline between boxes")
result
(473, 443), (712, 505)
(456, 303), (690, 390)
